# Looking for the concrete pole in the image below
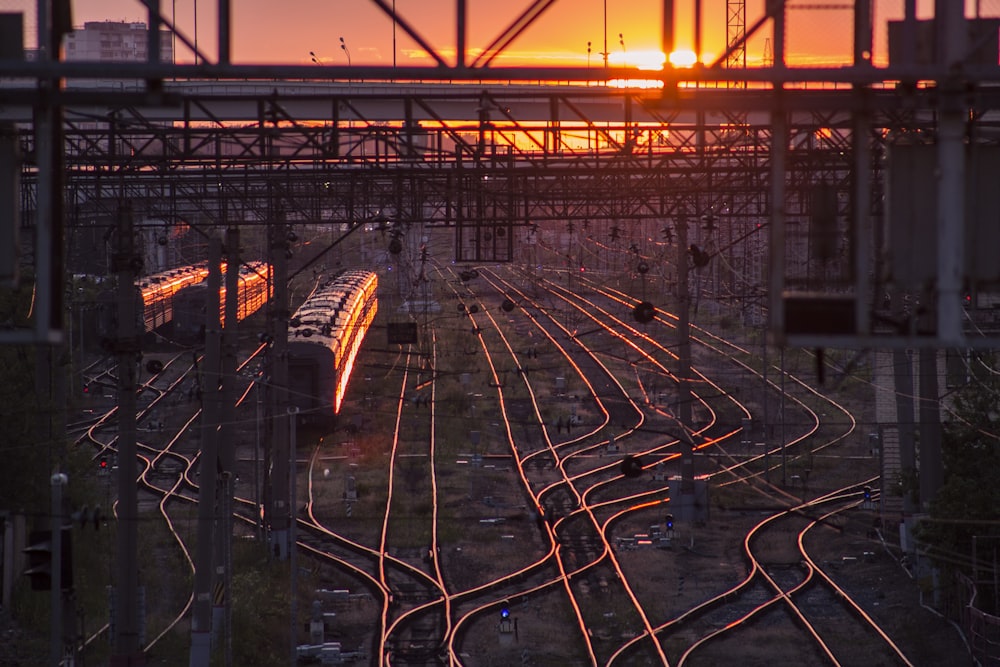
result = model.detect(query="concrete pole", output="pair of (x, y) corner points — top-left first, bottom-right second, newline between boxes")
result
(50, 472), (67, 667)
(918, 349), (943, 509)
(676, 210), (695, 513)
(190, 237), (222, 666)
(893, 349), (918, 515)
(269, 218), (291, 560)
(935, 0), (965, 345)
(112, 204), (144, 667)
(853, 0), (872, 336)
(456, 0), (466, 69)
(288, 407), (300, 665)
(215, 226), (239, 654)
(768, 95), (787, 342)
(661, 0), (674, 61)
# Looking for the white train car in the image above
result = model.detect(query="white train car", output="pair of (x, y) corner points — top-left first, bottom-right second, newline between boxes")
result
(287, 270), (378, 420)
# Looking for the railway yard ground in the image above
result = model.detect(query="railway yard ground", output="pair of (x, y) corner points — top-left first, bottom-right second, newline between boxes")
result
(1, 256), (982, 666)
(452, 513), (971, 666)
(410, 329), (974, 665)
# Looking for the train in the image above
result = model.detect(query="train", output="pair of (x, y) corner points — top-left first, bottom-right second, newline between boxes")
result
(172, 261), (273, 341)
(97, 263), (210, 344)
(136, 263), (212, 332)
(287, 270), (378, 420)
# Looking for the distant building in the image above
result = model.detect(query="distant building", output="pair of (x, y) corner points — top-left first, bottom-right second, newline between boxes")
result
(64, 21), (172, 63)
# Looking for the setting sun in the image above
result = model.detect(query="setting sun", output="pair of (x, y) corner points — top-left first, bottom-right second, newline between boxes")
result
(668, 49), (698, 68)
(608, 49), (667, 71)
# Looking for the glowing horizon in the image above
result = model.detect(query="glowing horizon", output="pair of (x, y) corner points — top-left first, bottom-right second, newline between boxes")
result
(58, 1), (933, 71)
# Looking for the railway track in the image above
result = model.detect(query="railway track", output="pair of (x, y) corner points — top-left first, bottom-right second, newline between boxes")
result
(67, 249), (955, 665)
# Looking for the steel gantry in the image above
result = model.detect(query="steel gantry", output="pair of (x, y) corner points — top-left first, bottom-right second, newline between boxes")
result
(16, 78), (999, 347)
(6, 0), (1000, 350)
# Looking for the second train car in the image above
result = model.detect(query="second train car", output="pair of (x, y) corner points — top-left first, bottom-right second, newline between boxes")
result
(287, 270), (378, 421)
(172, 261), (272, 341)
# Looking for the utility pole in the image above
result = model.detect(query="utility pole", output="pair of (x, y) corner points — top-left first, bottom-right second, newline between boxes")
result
(288, 407), (300, 665)
(190, 237), (222, 666)
(217, 226), (240, 666)
(893, 349), (918, 515)
(918, 349), (943, 509)
(112, 202), (144, 667)
(676, 209), (695, 520)
(268, 214), (291, 560)
(50, 472), (67, 667)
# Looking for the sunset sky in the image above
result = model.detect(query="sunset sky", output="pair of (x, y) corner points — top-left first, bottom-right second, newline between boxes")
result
(19, 0), (1000, 68)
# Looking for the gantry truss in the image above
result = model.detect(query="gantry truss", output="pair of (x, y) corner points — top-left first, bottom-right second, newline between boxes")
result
(5, 0), (1000, 350)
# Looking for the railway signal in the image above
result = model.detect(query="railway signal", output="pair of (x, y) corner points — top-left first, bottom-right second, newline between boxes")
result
(620, 455), (644, 478)
(688, 243), (711, 268)
(632, 301), (656, 324)
(868, 432), (881, 457)
(72, 505), (103, 530)
(23, 530), (53, 591)
(23, 527), (72, 592)
(498, 599), (515, 639)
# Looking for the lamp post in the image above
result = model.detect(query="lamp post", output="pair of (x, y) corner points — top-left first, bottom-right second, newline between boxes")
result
(193, 0), (199, 65)
(339, 36), (352, 67)
(392, 0), (397, 69)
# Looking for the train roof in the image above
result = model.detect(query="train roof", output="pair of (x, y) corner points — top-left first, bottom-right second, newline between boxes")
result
(288, 271), (377, 347)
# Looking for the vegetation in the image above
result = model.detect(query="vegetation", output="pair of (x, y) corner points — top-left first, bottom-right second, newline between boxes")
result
(0, 269), (58, 514)
(917, 353), (1000, 615)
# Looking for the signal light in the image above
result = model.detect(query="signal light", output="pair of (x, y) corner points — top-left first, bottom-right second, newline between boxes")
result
(500, 600), (510, 619)
(665, 513), (674, 531)
(23, 527), (73, 592)
(72, 505), (103, 530)
(689, 244), (711, 268)
(620, 455), (644, 478)
(24, 530), (53, 591)
(633, 301), (656, 324)
(863, 486), (872, 501)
